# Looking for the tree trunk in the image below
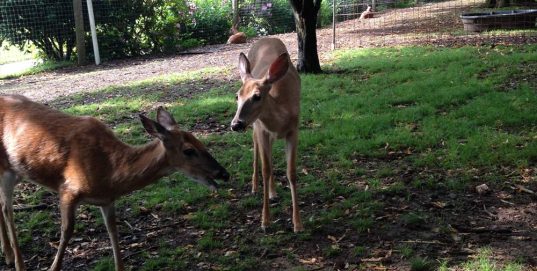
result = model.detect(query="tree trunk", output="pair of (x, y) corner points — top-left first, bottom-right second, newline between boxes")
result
(485, 0), (496, 7)
(495, 0), (510, 7)
(289, 0), (322, 73)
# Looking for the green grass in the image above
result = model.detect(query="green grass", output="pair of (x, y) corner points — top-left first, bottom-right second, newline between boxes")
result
(0, 60), (72, 80)
(458, 248), (524, 271)
(0, 44), (34, 64)
(10, 44), (537, 270)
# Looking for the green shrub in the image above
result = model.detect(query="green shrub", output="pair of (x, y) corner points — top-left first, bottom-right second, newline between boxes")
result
(184, 0), (232, 44)
(91, 0), (190, 59)
(0, 0), (76, 61)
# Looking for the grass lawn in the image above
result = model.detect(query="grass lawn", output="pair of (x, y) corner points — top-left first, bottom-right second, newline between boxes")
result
(0, 44), (34, 65)
(0, 43), (73, 79)
(8, 44), (537, 270)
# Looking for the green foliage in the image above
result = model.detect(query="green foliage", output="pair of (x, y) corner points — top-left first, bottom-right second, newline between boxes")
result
(0, 0), (330, 61)
(238, 0), (293, 35)
(462, 248), (524, 271)
(91, 0), (191, 59)
(185, 0), (232, 44)
(318, 0), (334, 27)
(0, 0), (76, 61)
(410, 257), (434, 271)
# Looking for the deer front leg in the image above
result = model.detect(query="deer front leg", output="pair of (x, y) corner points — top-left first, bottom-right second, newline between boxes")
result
(257, 131), (274, 231)
(100, 204), (125, 271)
(0, 171), (24, 270)
(50, 193), (79, 271)
(286, 132), (303, 232)
(251, 128), (259, 194)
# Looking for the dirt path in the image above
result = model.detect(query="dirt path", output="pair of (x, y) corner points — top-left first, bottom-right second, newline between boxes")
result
(0, 0), (505, 103)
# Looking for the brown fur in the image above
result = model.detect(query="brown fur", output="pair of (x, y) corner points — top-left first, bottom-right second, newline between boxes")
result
(227, 25), (247, 44)
(360, 6), (374, 20)
(231, 38), (303, 232)
(0, 95), (228, 270)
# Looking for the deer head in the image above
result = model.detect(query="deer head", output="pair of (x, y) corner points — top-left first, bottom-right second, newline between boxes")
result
(230, 52), (290, 131)
(140, 107), (229, 190)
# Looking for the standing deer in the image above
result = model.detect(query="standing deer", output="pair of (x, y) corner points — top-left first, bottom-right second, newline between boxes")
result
(230, 38), (303, 232)
(0, 94), (229, 271)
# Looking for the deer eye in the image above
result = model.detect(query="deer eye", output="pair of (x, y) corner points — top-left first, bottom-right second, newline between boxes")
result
(235, 94), (238, 101)
(183, 148), (196, 157)
(252, 94), (261, 101)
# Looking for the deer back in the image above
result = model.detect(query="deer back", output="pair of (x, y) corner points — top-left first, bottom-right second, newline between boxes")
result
(0, 95), (130, 194)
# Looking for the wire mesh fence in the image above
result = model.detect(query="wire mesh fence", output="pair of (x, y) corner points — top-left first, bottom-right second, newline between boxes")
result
(0, 0), (536, 64)
(332, 0), (537, 47)
(0, 0), (76, 61)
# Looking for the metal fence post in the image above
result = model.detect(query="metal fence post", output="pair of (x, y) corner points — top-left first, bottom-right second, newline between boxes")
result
(86, 0), (100, 65)
(332, 0), (336, 50)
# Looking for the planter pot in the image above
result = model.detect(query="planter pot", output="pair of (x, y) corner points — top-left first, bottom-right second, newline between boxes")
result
(460, 9), (537, 32)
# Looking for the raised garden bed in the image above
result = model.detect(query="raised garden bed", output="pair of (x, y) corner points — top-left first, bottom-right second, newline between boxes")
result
(460, 9), (537, 32)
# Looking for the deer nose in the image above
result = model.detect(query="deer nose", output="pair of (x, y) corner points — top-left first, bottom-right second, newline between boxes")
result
(214, 167), (229, 181)
(217, 168), (230, 181)
(231, 120), (245, 131)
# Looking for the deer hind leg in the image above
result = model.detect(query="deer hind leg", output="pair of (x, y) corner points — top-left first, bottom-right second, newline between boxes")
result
(100, 204), (125, 271)
(257, 131), (274, 231)
(286, 132), (303, 232)
(0, 205), (14, 265)
(0, 170), (24, 270)
(49, 192), (79, 271)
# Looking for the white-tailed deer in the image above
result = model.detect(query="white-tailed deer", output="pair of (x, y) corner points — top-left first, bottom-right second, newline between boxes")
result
(359, 5), (373, 20)
(227, 23), (247, 44)
(0, 95), (229, 271)
(230, 38), (303, 232)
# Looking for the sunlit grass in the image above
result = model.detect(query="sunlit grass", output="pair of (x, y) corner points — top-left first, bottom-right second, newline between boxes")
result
(9, 44), (536, 270)
(0, 43), (34, 64)
(437, 247), (524, 271)
(0, 60), (72, 80)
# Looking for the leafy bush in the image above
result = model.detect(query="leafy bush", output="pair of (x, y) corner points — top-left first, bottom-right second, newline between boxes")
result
(239, 0), (294, 35)
(183, 0), (232, 45)
(0, 0), (76, 61)
(90, 0), (190, 59)
(0, 0), (329, 62)
(318, 0), (334, 27)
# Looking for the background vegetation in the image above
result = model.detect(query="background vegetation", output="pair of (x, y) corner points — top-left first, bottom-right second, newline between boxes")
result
(0, 0), (335, 62)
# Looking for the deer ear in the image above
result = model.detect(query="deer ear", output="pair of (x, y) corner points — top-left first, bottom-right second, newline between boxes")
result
(239, 52), (252, 83)
(156, 106), (177, 130)
(140, 114), (169, 140)
(264, 53), (289, 85)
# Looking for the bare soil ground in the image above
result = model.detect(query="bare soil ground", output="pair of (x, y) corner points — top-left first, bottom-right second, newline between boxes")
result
(1, 1), (537, 270)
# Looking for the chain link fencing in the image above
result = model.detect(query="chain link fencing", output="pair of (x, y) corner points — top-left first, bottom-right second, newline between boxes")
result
(0, 0), (536, 64)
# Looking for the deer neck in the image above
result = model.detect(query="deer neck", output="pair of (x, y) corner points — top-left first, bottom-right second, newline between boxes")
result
(257, 94), (287, 132)
(112, 140), (173, 196)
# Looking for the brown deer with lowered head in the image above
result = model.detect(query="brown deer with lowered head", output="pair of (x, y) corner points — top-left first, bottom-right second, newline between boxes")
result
(230, 37), (303, 232)
(0, 95), (229, 271)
